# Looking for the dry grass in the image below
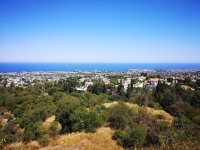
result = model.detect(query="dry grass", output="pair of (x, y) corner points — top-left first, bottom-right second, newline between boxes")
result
(26, 141), (41, 150)
(145, 140), (200, 150)
(3, 142), (24, 150)
(103, 102), (118, 108)
(43, 115), (56, 128)
(42, 115), (62, 132)
(39, 127), (123, 150)
(3, 141), (41, 150)
(144, 107), (173, 125)
(103, 102), (173, 125)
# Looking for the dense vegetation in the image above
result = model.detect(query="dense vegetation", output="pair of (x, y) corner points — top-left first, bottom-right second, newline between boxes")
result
(0, 77), (200, 149)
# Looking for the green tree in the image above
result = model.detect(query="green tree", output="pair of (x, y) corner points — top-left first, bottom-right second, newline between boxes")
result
(126, 85), (132, 98)
(107, 102), (136, 129)
(191, 91), (200, 108)
(87, 83), (107, 95)
(117, 83), (125, 96)
(70, 109), (103, 132)
(167, 78), (173, 82)
(56, 95), (80, 133)
(63, 77), (78, 93)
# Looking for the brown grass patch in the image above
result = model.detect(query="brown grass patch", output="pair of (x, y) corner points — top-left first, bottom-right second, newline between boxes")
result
(3, 142), (24, 150)
(26, 141), (41, 150)
(39, 127), (123, 150)
(43, 115), (56, 127)
(3, 141), (41, 150)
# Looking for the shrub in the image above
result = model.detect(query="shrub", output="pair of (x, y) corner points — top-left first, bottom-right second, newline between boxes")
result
(108, 94), (121, 101)
(173, 116), (191, 128)
(0, 138), (6, 149)
(38, 134), (50, 146)
(113, 124), (146, 149)
(23, 123), (39, 142)
(49, 121), (61, 137)
(84, 110), (103, 133)
(23, 129), (36, 142)
(145, 130), (160, 146)
(124, 124), (146, 148)
(3, 121), (18, 135)
(148, 101), (162, 109)
(70, 109), (103, 133)
(112, 130), (125, 145)
(107, 102), (136, 129)
(193, 115), (200, 126)
(57, 96), (103, 133)
(2, 121), (22, 143)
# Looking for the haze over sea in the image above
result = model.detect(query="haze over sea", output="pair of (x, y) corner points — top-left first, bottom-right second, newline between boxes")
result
(0, 63), (200, 72)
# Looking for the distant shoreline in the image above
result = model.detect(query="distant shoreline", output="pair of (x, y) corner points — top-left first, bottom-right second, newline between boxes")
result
(1, 63), (200, 72)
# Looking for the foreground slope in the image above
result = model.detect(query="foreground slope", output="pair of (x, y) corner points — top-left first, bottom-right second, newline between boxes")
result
(39, 127), (123, 150)
(4, 127), (123, 150)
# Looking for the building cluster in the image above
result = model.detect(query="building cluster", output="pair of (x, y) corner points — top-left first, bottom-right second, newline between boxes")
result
(0, 70), (200, 92)
(0, 72), (67, 87)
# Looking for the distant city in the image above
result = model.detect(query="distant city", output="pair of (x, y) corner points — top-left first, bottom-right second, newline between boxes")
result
(1, 70), (199, 91)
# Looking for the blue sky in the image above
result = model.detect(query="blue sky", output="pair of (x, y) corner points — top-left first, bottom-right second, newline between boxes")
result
(0, 0), (200, 63)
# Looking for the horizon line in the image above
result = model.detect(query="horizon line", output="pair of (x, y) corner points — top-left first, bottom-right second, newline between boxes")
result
(0, 62), (200, 64)
(1, 62), (200, 64)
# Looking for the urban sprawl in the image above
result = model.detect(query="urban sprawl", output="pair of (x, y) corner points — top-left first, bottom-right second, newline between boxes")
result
(1, 70), (200, 92)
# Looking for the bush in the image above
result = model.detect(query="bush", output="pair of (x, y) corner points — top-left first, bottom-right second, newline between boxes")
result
(148, 102), (162, 109)
(70, 109), (103, 133)
(23, 123), (39, 142)
(0, 138), (6, 149)
(56, 95), (81, 133)
(112, 130), (125, 145)
(3, 121), (18, 135)
(107, 102), (136, 129)
(23, 129), (36, 142)
(49, 121), (61, 137)
(145, 130), (160, 146)
(84, 110), (103, 133)
(57, 95), (103, 133)
(2, 121), (22, 143)
(124, 124), (146, 148)
(108, 94), (121, 101)
(173, 116), (191, 128)
(193, 115), (200, 126)
(38, 134), (50, 146)
(113, 124), (146, 148)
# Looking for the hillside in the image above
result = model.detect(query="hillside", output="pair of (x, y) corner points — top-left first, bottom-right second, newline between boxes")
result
(4, 127), (123, 150)
(103, 102), (174, 125)
(40, 127), (123, 150)
(3, 102), (174, 150)
(1, 80), (200, 150)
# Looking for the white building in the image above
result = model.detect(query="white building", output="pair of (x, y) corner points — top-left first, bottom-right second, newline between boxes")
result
(85, 81), (93, 88)
(147, 78), (163, 87)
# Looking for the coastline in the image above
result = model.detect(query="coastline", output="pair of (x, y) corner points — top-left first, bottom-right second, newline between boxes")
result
(1, 63), (200, 72)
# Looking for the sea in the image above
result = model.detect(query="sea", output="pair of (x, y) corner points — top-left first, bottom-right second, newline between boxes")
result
(0, 63), (200, 72)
